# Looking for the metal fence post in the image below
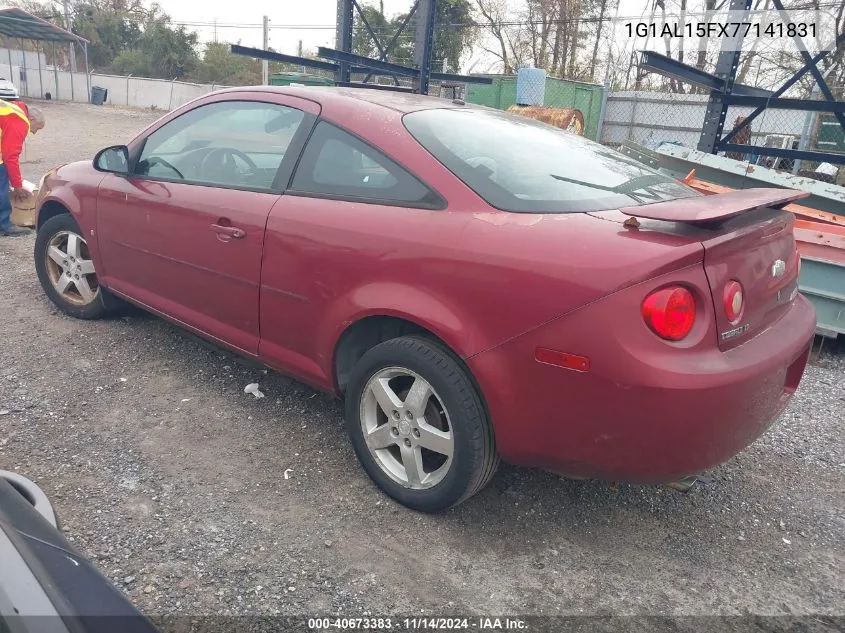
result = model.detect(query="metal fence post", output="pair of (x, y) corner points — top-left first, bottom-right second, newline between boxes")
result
(37, 42), (44, 99)
(20, 39), (27, 98)
(168, 78), (175, 110)
(69, 43), (75, 102)
(627, 93), (639, 142)
(698, 0), (753, 153)
(84, 42), (90, 103)
(52, 42), (59, 101)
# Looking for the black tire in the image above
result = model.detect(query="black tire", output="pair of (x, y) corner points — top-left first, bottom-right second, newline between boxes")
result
(345, 336), (499, 512)
(34, 214), (108, 320)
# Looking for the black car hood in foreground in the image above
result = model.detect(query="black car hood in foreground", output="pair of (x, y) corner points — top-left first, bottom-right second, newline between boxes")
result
(0, 473), (159, 633)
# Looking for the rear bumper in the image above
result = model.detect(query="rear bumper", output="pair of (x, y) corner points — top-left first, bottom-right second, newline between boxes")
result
(469, 290), (816, 483)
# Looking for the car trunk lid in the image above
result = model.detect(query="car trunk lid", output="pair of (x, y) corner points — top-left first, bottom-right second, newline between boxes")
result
(598, 188), (808, 350)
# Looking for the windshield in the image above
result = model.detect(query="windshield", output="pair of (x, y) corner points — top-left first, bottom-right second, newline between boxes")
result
(403, 108), (698, 213)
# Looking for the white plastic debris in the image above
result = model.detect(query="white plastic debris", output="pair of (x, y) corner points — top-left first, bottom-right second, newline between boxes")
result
(181, 398), (191, 403)
(815, 162), (837, 177)
(283, 468), (293, 480)
(119, 377), (128, 383)
(244, 383), (265, 399)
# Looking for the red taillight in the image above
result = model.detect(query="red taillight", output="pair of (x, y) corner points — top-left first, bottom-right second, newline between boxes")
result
(723, 280), (744, 322)
(641, 286), (696, 341)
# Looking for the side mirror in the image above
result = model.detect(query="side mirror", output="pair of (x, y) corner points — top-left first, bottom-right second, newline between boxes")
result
(94, 145), (130, 175)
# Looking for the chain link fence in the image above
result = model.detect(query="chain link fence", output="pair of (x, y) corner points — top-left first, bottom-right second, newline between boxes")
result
(601, 88), (845, 186)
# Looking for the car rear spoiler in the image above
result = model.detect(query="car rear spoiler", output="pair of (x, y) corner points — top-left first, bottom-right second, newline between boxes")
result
(619, 188), (810, 224)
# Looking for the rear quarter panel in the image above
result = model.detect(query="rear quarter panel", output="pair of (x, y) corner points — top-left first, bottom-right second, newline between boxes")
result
(259, 99), (710, 391)
(296, 99), (708, 376)
(262, 194), (705, 393)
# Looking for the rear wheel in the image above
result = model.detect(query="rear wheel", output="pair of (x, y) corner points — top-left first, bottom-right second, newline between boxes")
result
(35, 214), (107, 320)
(345, 336), (499, 512)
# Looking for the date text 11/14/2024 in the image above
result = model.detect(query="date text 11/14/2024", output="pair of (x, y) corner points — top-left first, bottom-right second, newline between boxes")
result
(307, 617), (528, 630)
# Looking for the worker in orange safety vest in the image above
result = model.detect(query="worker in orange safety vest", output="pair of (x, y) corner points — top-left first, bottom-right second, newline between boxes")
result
(0, 99), (45, 237)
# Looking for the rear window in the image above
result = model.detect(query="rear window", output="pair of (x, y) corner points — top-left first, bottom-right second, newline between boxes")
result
(403, 108), (698, 213)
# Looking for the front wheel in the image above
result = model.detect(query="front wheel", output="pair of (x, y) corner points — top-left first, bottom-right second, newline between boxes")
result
(34, 214), (107, 320)
(345, 336), (499, 512)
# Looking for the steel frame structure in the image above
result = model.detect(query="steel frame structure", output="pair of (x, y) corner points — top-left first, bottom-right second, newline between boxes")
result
(638, 0), (845, 165)
(0, 7), (90, 102)
(232, 0), (491, 94)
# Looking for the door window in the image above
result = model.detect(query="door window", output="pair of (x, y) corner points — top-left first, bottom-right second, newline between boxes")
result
(136, 100), (305, 191)
(289, 121), (442, 208)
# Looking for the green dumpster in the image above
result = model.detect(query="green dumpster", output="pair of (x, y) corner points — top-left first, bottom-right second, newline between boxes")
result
(269, 72), (334, 87)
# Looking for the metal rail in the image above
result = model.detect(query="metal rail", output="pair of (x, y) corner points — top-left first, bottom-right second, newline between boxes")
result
(232, 1), (490, 94)
(637, 11), (845, 165)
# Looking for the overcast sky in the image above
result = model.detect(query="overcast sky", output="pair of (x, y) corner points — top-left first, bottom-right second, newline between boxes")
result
(161, 0), (648, 75)
(159, 0), (825, 80)
(165, 0), (417, 56)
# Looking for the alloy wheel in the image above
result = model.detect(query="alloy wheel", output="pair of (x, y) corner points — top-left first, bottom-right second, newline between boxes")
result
(359, 367), (454, 490)
(44, 230), (100, 306)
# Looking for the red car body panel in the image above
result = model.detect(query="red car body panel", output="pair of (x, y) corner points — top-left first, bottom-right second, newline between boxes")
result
(468, 268), (814, 481)
(97, 178), (278, 353)
(35, 87), (817, 483)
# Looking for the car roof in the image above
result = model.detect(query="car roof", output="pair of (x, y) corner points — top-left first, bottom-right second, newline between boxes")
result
(216, 85), (466, 114)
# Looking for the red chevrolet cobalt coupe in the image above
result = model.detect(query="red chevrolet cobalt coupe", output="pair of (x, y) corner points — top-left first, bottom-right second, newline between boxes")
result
(34, 87), (815, 512)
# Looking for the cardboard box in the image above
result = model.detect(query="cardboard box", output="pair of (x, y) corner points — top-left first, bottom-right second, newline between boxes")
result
(11, 191), (36, 227)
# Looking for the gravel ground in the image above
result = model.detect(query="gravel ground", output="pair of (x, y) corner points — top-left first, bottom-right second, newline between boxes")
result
(1, 101), (844, 622)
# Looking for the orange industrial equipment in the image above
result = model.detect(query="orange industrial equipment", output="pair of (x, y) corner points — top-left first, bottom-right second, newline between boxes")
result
(681, 169), (845, 266)
(506, 105), (585, 135)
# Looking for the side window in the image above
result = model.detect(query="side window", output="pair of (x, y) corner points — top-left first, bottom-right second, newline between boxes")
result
(136, 101), (305, 191)
(289, 121), (442, 208)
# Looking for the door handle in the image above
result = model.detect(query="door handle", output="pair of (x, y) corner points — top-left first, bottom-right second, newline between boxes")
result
(210, 223), (246, 239)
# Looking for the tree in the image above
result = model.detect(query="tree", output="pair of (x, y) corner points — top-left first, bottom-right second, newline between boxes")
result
(431, 0), (477, 72)
(353, 0), (476, 73)
(109, 18), (198, 79)
(194, 41), (261, 85)
(7, 0), (199, 79)
(588, 0), (611, 82)
(474, 0), (523, 73)
(353, 2), (390, 59)
(73, 3), (143, 68)
(525, 0), (557, 71)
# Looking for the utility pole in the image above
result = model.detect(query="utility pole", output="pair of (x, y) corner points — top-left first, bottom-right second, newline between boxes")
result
(262, 15), (269, 85)
(62, 0), (76, 72)
(213, 19), (218, 43)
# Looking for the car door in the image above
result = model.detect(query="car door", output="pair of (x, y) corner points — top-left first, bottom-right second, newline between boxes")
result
(96, 94), (318, 355)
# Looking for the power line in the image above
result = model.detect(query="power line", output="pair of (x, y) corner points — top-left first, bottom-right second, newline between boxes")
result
(33, 7), (845, 38)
